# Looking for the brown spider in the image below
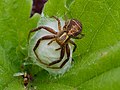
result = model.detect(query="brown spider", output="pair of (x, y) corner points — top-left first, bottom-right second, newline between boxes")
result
(28, 16), (84, 69)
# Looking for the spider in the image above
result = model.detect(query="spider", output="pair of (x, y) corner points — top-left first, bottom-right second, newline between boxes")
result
(28, 16), (84, 69)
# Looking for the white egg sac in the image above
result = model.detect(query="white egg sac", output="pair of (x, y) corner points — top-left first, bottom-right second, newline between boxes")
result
(28, 17), (73, 75)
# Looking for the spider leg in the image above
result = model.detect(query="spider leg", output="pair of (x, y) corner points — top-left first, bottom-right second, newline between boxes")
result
(60, 44), (70, 68)
(69, 40), (77, 52)
(47, 39), (55, 45)
(55, 47), (61, 51)
(28, 26), (57, 43)
(48, 44), (70, 69)
(33, 35), (55, 65)
(51, 16), (61, 31)
(48, 46), (65, 66)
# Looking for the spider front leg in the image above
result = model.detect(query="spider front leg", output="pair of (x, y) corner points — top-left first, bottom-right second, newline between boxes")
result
(28, 26), (57, 43)
(51, 16), (61, 31)
(33, 35), (56, 65)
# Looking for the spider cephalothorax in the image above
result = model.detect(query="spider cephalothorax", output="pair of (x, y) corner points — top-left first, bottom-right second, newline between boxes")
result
(28, 16), (84, 69)
(64, 19), (82, 37)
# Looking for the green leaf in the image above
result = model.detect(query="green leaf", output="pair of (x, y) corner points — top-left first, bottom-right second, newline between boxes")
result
(0, 0), (120, 90)
(44, 0), (67, 16)
(65, 0), (75, 9)
(0, 0), (39, 89)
